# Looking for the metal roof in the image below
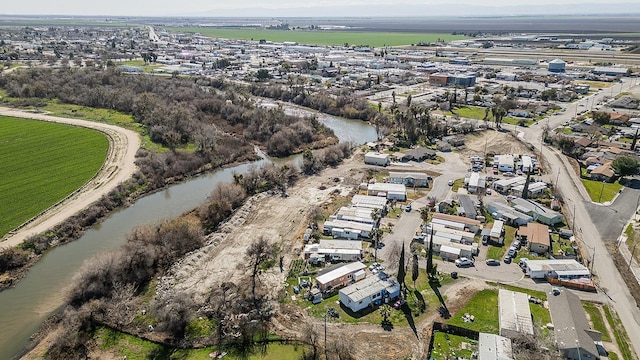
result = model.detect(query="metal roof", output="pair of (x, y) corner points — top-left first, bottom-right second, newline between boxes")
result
(499, 289), (534, 336)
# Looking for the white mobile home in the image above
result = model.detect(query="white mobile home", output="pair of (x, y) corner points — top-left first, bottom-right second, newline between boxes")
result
(367, 183), (407, 201)
(322, 219), (373, 239)
(350, 195), (387, 211)
(496, 154), (515, 172)
(315, 262), (367, 292)
(364, 152), (390, 166)
(490, 220), (504, 243)
(339, 274), (401, 312)
(388, 171), (431, 187)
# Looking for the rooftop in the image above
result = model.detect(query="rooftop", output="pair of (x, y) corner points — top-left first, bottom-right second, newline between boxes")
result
(339, 273), (399, 303)
(498, 289), (535, 336)
(316, 261), (366, 285)
(548, 289), (601, 356)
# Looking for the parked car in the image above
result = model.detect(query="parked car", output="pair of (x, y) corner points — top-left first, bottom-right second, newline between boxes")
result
(393, 299), (407, 309)
(503, 172), (515, 177)
(448, 179), (454, 186)
(503, 255), (512, 264)
(507, 247), (517, 257)
(486, 259), (500, 266)
(486, 189), (492, 195)
(455, 257), (474, 267)
(405, 204), (412, 212)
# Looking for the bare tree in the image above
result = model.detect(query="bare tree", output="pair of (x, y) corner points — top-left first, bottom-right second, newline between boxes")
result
(246, 236), (276, 299)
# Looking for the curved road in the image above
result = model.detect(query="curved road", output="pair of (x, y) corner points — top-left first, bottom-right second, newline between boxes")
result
(0, 107), (141, 249)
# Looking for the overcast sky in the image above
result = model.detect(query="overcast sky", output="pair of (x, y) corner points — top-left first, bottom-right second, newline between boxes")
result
(2, 0), (637, 16)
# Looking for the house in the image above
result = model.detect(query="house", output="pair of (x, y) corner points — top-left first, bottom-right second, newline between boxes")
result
(548, 289), (601, 360)
(315, 262), (367, 292)
(388, 172), (431, 188)
(304, 240), (363, 264)
(322, 219), (374, 239)
(490, 220), (505, 245)
(436, 141), (452, 152)
(496, 155), (515, 172)
(590, 162), (615, 182)
(510, 198), (564, 226)
(364, 152), (390, 166)
(518, 223), (550, 254)
(457, 194), (478, 220)
(492, 176), (527, 193)
(521, 155), (534, 173)
(332, 206), (377, 225)
(403, 146), (436, 161)
(339, 273), (400, 312)
(524, 259), (590, 280)
(367, 183), (407, 201)
(498, 289), (535, 338)
(478, 333), (514, 360)
(487, 201), (533, 226)
(431, 213), (482, 233)
(465, 172), (486, 194)
(511, 181), (548, 198)
(351, 195), (387, 211)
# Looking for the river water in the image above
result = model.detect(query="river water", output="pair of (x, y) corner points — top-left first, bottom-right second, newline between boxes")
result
(0, 113), (377, 359)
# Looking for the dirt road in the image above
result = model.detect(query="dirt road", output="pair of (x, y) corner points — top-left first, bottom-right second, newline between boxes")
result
(0, 107), (140, 249)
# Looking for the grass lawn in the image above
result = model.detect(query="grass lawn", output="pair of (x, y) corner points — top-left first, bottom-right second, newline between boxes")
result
(486, 283), (551, 330)
(582, 302), (611, 342)
(166, 27), (467, 47)
(575, 80), (615, 89)
(580, 178), (622, 203)
(486, 245), (506, 260)
(430, 332), (477, 360)
(95, 327), (308, 360)
(119, 60), (164, 73)
(451, 178), (464, 192)
(603, 305), (635, 360)
(446, 106), (527, 126)
(447, 289), (499, 334)
(0, 116), (108, 237)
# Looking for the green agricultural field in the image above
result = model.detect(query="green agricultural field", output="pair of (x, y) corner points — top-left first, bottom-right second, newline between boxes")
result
(0, 116), (108, 237)
(166, 27), (466, 47)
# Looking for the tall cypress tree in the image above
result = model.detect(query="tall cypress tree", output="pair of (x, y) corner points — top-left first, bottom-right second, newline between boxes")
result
(426, 227), (434, 279)
(398, 242), (406, 289)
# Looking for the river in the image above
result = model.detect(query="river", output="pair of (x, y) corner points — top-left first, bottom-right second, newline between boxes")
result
(0, 113), (377, 359)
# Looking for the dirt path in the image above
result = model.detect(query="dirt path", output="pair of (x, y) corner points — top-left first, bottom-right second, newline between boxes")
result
(0, 107), (141, 249)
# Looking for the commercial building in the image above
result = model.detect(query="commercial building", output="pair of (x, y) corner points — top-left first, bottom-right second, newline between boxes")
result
(548, 58), (566, 73)
(339, 273), (400, 312)
(524, 259), (590, 280)
(498, 289), (535, 338)
(364, 152), (390, 166)
(315, 261), (367, 292)
(548, 289), (601, 360)
(518, 223), (551, 254)
(592, 66), (628, 76)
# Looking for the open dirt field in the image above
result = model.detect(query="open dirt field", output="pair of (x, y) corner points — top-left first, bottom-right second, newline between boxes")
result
(0, 107), (140, 249)
(459, 130), (533, 160)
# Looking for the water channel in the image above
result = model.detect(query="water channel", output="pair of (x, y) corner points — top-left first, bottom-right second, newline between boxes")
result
(0, 113), (377, 359)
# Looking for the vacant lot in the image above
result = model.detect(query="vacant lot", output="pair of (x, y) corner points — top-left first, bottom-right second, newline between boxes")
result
(0, 116), (108, 236)
(166, 27), (466, 47)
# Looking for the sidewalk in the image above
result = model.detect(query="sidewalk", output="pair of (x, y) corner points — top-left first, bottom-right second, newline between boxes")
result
(616, 215), (640, 286)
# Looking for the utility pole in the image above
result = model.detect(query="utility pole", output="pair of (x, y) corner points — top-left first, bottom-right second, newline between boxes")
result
(590, 248), (595, 275)
(630, 243), (637, 270)
(598, 180), (606, 203)
(573, 203), (577, 232)
(555, 166), (560, 189)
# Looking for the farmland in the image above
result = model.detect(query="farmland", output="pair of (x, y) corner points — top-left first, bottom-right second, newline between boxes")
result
(0, 116), (108, 237)
(165, 27), (466, 47)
